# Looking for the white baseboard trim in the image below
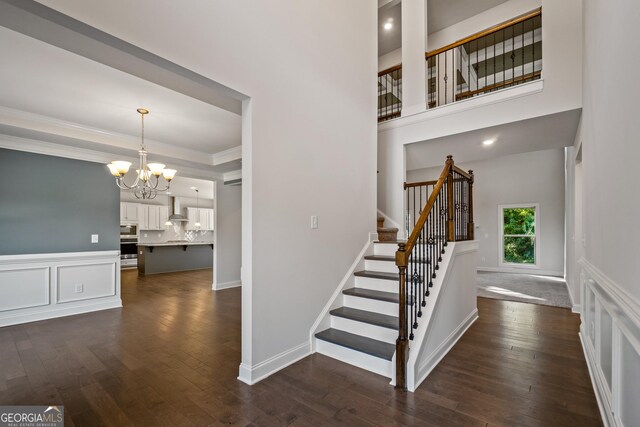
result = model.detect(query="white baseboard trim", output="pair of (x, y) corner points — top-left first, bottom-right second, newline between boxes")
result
(477, 266), (564, 277)
(412, 309), (479, 392)
(213, 280), (241, 291)
(579, 332), (611, 427)
(0, 298), (122, 328)
(237, 341), (310, 385)
(572, 304), (581, 314)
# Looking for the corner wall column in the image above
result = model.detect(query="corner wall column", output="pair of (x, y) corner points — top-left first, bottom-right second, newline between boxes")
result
(400, 0), (428, 116)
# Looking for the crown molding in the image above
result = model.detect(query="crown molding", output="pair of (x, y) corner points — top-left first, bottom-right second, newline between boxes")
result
(0, 105), (217, 166)
(0, 133), (223, 180)
(212, 145), (242, 165)
(223, 169), (242, 182)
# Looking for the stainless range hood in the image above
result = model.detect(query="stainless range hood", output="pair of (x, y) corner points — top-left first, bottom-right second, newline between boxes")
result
(168, 196), (188, 222)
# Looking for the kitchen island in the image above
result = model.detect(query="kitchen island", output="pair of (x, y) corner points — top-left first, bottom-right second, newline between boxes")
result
(137, 242), (213, 275)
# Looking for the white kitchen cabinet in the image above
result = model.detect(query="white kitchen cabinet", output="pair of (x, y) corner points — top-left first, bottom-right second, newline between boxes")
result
(138, 205), (169, 230)
(186, 208), (214, 230)
(158, 206), (169, 228)
(120, 202), (139, 223)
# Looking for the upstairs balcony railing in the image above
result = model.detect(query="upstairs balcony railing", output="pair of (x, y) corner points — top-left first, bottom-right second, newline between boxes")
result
(426, 8), (542, 108)
(377, 8), (541, 122)
(378, 64), (402, 122)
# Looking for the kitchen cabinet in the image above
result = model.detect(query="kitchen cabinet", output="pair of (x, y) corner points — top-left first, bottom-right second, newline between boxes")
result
(186, 208), (215, 231)
(138, 205), (169, 230)
(120, 202), (139, 223)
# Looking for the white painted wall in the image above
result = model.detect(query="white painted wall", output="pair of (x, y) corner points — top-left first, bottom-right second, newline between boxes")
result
(38, 0), (378, 382)
(378, 0), (582, 230)
(578, 2), (640, 423)
(409, 241), (478, 392)
(408, 149), (565, 275)
(378, 48), (401, 72)
(213, 180), (241, 290)
(580, 0), (640, 304)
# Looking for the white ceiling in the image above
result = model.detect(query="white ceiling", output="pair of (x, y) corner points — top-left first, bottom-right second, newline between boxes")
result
(0, 26), (241, 155)
(406, 110), (581, 171)
(378, 0), (511, 56)
(427, 0), (511, 34)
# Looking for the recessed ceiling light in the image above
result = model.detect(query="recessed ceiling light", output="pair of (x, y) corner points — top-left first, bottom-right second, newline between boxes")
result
(383, 22), (393, 30)
(190, 186), (197, 190)
(166, 191), (171, 194)
(482, 139), (495, 146)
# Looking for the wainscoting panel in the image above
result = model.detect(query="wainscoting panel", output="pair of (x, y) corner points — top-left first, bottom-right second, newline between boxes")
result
(0, 251), (121, 327)
(580, 259), (640, 427)
(0, 266), (49, 312)
(57, 262), (116, 303)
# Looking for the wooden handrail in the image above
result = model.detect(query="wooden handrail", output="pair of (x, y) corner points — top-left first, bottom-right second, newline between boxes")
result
(425, 7), (541, 59)
(378, 64), (402, 77)
(456, 71), (541, 100)
(397, 156), (453, 265)
(404, 179), (438, 189)
(452, 165), (472, 180)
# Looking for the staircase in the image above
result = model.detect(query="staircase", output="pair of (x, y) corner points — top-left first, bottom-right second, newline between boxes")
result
(314, 240), (401, 378)
(312, 156), (477, 391)
(377, 215), (398, 242)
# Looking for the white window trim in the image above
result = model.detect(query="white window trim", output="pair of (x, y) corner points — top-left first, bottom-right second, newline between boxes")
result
(498, 203), (540, 269)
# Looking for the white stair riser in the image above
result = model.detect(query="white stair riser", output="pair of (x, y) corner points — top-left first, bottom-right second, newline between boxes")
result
(343, 294), (398, 317)
(364, 259), (397, 273)
(330, 315), (397, 344)
(373, 243), (398, 257)
(355, 276), (397, 293)
(315, 339), (393, 378)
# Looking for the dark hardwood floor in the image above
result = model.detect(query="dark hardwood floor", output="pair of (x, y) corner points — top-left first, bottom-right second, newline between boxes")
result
(0, 269), (602, 426)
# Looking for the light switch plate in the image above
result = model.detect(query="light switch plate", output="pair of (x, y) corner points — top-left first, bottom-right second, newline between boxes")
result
(91, 234), (99, 243)
(311, 215), (318, 229)
(75, 284), (83, 293)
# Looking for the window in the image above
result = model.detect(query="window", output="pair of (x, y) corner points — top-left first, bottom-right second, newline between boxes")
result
(499, 204), (539, 267)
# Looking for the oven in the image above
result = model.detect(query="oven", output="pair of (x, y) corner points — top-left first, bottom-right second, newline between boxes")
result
(120, 225), (138, 269)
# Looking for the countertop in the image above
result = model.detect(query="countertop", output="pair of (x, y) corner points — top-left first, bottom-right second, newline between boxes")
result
(137, 242), (213, 247)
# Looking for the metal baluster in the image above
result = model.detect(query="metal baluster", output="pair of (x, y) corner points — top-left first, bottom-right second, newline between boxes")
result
(522, 21), (525, 82)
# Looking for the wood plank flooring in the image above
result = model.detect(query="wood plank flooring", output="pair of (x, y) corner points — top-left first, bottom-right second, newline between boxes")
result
(0, 269), (602, 426)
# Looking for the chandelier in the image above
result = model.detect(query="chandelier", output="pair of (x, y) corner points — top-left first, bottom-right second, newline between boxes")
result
(107, 108), (177, 199)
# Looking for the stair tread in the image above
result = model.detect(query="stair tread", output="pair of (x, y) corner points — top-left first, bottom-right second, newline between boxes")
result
(354, 270), (398, 281)
(315, 328), (395, 361)
(343, 287), (413, 304)
(330, 307), (398, 330)
(374, 240), (406, 244)
(364, 255), (429, 264)
(364, 255), (395, 262)
(377, 227), (399, 232)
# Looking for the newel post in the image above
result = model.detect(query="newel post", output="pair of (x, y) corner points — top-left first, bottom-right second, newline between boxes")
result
(446, 155), (455, 242)
(467, 170), (475, 240)
(395, 242), (408, 391)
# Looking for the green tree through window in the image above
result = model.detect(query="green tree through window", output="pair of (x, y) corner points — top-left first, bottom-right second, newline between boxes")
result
(502, 207), (536, 264)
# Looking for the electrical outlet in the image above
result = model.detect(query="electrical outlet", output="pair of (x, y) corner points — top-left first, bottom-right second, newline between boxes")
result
(481, 257), (486, 262)
(75, 284), (84, 293)
(144, 233), (148, 238)
(157, 233), (161, 237)
(484, 233), (489, 239)
(91, 234), (99, 243)
(311, 215), (318, 229)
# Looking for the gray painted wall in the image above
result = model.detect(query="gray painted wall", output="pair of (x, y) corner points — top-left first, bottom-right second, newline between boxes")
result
(215, 180), (241, 286)
(0, 148), (119, 255)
